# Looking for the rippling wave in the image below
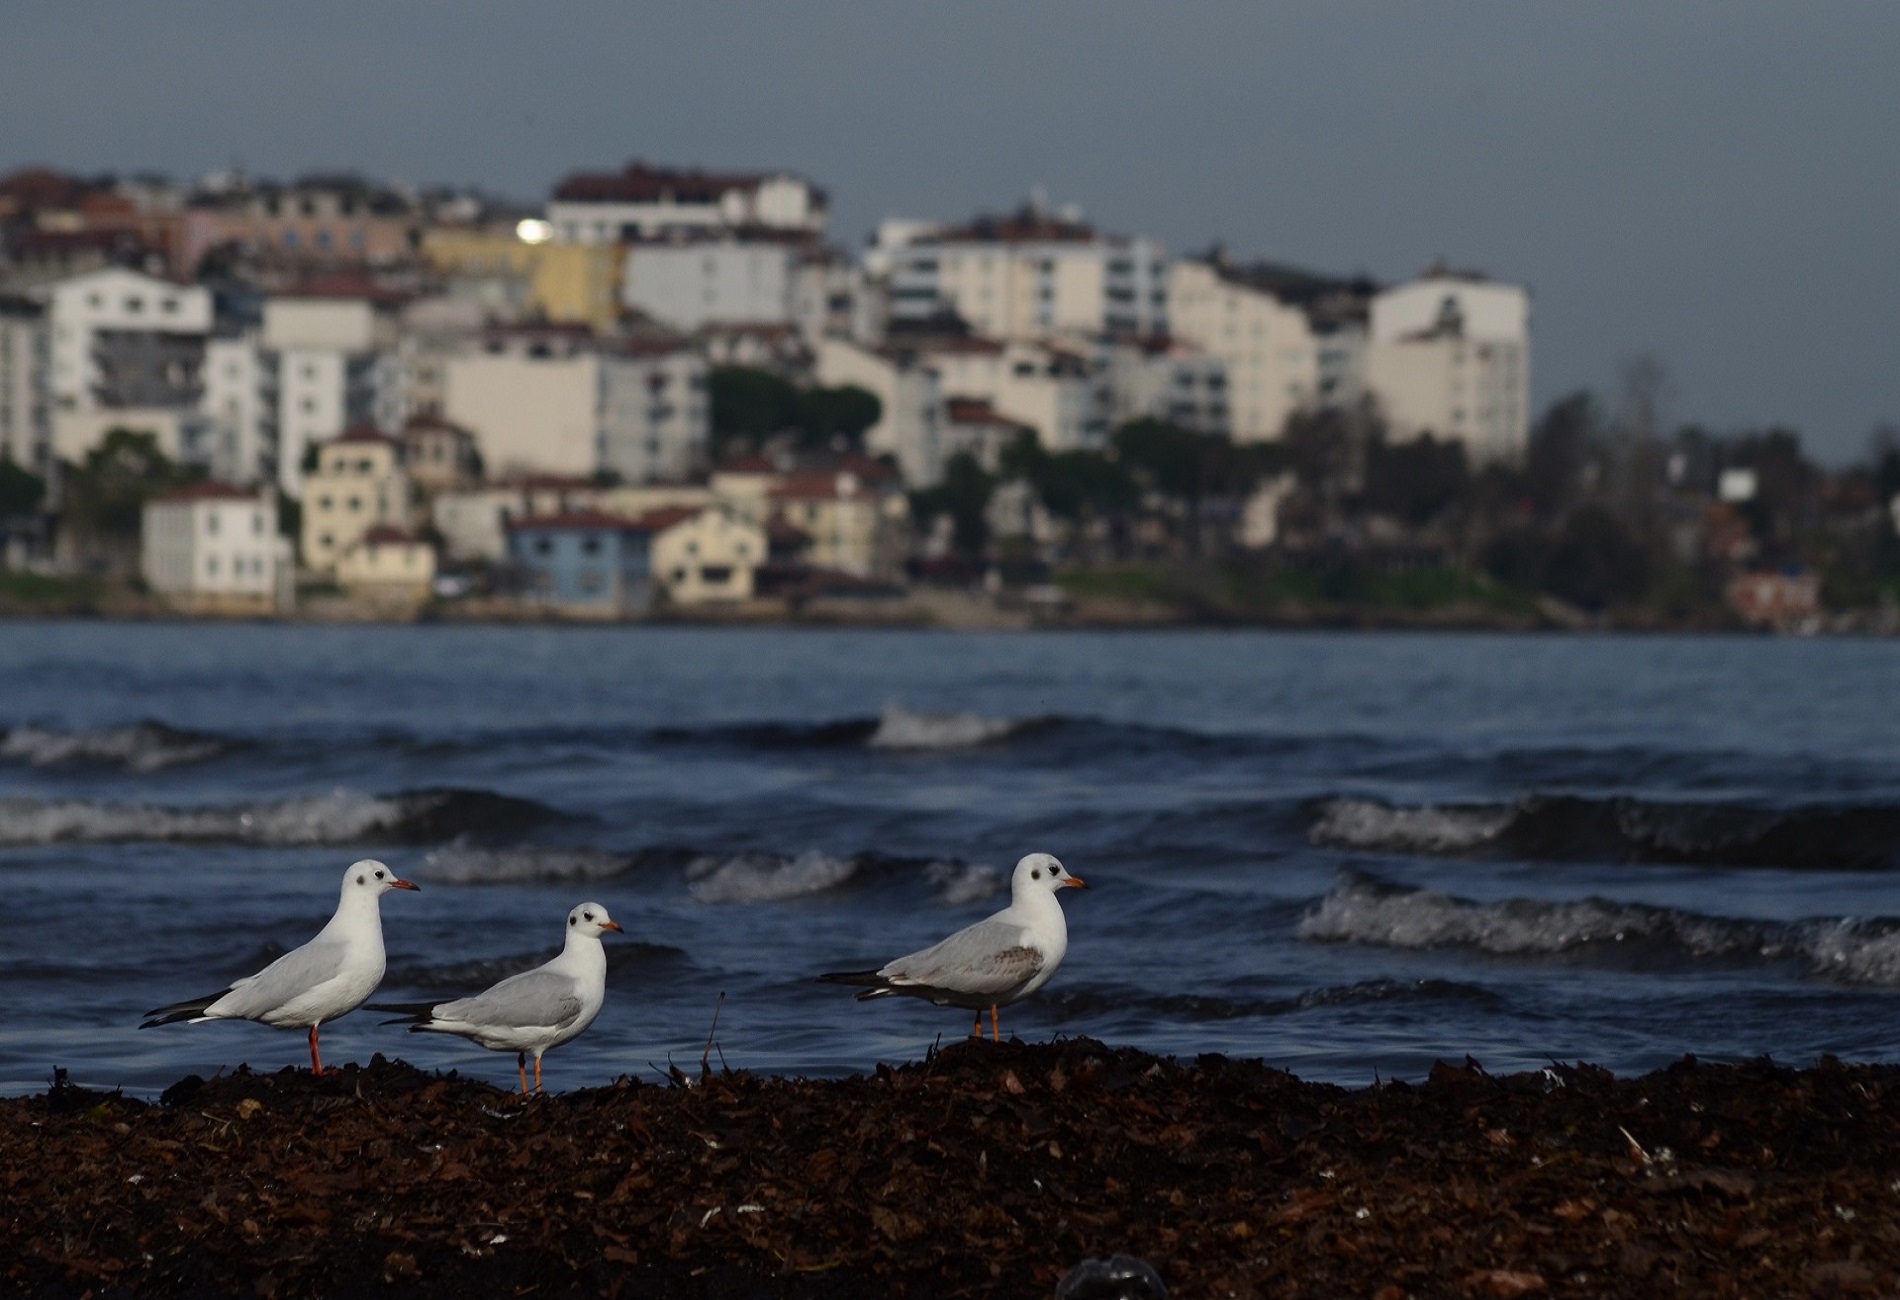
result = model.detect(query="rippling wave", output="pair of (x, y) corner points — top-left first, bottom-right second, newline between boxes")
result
(1302, 871), (1900, 985)
(0, 721), (236, 772)
(0, 787), (561, 846)
(1308, 794), (1900, 870)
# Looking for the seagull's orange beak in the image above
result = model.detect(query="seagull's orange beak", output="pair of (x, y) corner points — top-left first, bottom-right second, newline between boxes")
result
(601, 920), (624, 932)
(1064, 875), (1088, 889)
(391, 878), (421, 891)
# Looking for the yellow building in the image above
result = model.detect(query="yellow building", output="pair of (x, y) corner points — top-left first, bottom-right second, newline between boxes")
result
(336, 526), (437, 603)
(422, 229), (622, 333)
(301, 427), (412, 574)
(647, 505), (767, 604)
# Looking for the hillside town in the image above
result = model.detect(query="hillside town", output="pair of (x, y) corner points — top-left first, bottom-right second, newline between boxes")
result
(0, 160), (1894, 630)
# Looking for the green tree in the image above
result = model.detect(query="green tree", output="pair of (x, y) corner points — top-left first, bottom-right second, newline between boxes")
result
(1546, 505), (1649, 610)
(0, 458), (46, 518)
(62, 428), (199, 540)
(709, 366), (801, 455)
(910, 451), (995, 558)
(1362, 433), (1469, 527)
(1525, 391), (1603, 520)
(796, 384), (881, 450)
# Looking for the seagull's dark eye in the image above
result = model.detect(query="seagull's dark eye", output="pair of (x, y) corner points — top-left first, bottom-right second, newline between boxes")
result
(375, 869), (385, 879)
(584, 912), (595, 921)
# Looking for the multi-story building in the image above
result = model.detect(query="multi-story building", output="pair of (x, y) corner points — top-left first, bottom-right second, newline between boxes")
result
(443, 327), (707, 482)
(546, 162), (827, 244)
(46, 266), (214, 466)
(884, 204), (1167, 342)
(1165, 256), (1374, 443)
(299, 426), (412, 573)
(177, 176), (422, 275)
(767, 465), (909, 579)
(0, 295), (52, 478)
(813, 338), (943, 486)
(506, 512), (656, 614)
(1365, 268), (1531, 462)
(621, 236), (797, 332)
(398, 414), (481, 493)
(1098, 337), (1230, 438)
(909, 336), (1104, 453)
(420, 228), (622, 334)
(140, 480), (288, 612)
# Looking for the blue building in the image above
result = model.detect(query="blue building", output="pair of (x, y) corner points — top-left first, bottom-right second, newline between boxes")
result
(506, 512), (656, 613)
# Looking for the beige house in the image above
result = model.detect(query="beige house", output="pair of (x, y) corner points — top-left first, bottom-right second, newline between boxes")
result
(336, 526), (436, 600)
(1167, 259), (1324, 443)
(301, 426), (412, 574)
(768, 466), (908, 579)
(648, 505), (768, 604)
(398, 415), (481, 494)
(1365, 271), (1530, 463)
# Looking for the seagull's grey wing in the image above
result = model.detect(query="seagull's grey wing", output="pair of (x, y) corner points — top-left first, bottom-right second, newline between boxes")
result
(211, 936), (350, 1019)
(882, 918), (1045, 997)
(432, 968), (583, 1030)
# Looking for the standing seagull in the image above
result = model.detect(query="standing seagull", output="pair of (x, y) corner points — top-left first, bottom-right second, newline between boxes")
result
(820, 852), (1086, 1042)
(374, 902), (622, 1094)
(141, 860), (419, 1074)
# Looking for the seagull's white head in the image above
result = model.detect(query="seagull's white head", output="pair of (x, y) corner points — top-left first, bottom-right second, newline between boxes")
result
(1014, 852), (1085, 896)
(342, 859), (420, 897)
(566, 902), (624, 940)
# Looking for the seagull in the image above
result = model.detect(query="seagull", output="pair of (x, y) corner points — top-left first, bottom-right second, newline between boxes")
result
(140, 860), (419, 1074)
(373, 902), (622, 1094)
(820, 852), (1085, 1041)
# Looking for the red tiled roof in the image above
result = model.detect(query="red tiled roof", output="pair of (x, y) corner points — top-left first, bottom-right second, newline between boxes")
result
(153, 480), (257, 504)
(552, 162), (771, 205)
(633, 505), (703, 533)
(281, 273), (407, 306)
(718, 454), (779, 475)
(359, 525), (426, 546)
(332, 424), (397, 446)
(401, 414), (474, 438)
(506, 511), (654, 534)
(770, 471), (863, 503)
(945, 398), (1008, 424)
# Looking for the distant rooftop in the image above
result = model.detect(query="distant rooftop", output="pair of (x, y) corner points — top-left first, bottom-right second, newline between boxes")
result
(552, 161), (825, 208)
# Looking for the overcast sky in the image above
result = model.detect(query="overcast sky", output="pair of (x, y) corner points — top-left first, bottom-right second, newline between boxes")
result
(5, 2), (1895, 461)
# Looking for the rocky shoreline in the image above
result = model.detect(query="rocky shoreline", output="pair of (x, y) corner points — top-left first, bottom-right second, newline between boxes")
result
(5, 1040), (1899, 1297)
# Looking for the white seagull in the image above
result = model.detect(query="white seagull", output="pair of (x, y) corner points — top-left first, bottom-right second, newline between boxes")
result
(820, 852), (1086, 1041)
(141, 860), (420, 1074)
(375, 902), (622, 1094)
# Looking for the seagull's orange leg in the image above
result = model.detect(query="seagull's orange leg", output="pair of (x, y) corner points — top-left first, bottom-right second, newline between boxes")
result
(516, 1052), (530, 1095)
(308, 1025), (329, 1075)
(990, 1005), (1001, 1043)
(971, 1009), (983, 1039)
(533, 1055), (544, 1094)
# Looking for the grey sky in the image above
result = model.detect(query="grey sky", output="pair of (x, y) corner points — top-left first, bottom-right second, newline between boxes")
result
(5, 2), (1895, 461)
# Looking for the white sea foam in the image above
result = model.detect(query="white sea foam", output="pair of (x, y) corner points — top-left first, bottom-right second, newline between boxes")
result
(924, 859), (1003, 906)
(1308, 797), (1516, 853)
(685, 850), (861, 904)
(0, 788), (419, 846)
(1301, 871), (1900, 987)
(0, 722), (230, 772)
(867, 702), (1026, 751)
(419, 845), (633, 886)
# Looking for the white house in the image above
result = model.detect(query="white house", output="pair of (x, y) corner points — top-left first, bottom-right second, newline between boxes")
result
(0, 295), (52, 479)
(814, 337), (943, 486)
(140, 480), (289, 612)
(1365, 269), (1530, 462)
(1098, 336), (1230, 438)
(547, 162), (827, 244)
(905, 337), (1103, 454)
(300, 426), (412, 574)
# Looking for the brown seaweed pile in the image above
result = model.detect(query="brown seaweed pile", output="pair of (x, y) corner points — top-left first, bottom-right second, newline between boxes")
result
(5, 1039), (1900, 1297)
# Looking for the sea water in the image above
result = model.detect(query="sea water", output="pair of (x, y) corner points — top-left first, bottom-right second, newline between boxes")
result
(0, 623), (1896, 1095)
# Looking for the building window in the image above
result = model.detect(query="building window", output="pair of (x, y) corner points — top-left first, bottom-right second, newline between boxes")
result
(347, 496), (362, 512)
(205, 557), (219, 577)
(534, 537), (553, 556)
(207, 513), (219, 535)
(701, 566), (732, 584)
(578, 570), (603, 593)
(580, 536), (602, 555)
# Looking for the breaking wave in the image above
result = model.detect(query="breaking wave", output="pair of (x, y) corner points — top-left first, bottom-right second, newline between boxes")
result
(1308, 794), (1900, 871)
(0, 787), (562, 847)
(866, 703), (1049, 751)
(1301, 871), (1900, 986)
(685, 850), (1003, 906)
(419, 844), (641, 886)
(0, 721), (236, 772)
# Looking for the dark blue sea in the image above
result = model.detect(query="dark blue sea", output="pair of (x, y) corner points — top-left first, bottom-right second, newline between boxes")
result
(2, 623), (1897, 1096)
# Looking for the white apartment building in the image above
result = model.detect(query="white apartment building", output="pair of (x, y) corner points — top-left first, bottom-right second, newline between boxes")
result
(140, 480), (288, 611)
(199, 292), (404, 493)
(622, 238), (795, 332)
(547, 163), (826, 244)
(1099, 337), (1230, 438)
(814, 337), (943, 486)
(1166, 259), (1324, 443)
(884, 206), (1167, 342)
(47, 267), (214, 465)
(903, 337), (1103, 455)
(1365, 270), (1530, 462)
(443, 329), (708, 482)
(0, 296), (52, 478)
